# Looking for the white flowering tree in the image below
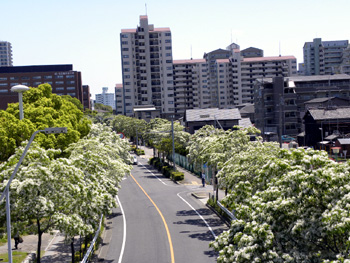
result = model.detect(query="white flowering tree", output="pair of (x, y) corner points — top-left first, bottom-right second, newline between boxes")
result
(0, 142), (88, 263)
(187, 125), (261, 171)
(0, 123), (132, 263)
(210, 146), (350, 262)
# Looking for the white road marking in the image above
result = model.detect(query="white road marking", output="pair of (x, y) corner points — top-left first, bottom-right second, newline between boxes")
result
(177, 192), (217, 238)
(139, 163), (174, 186)
(116, 195), (126, 263)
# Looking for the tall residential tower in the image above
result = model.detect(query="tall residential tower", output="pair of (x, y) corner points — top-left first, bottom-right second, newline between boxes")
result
(120, 15), (174, 118)
(0, 41), (13, 67)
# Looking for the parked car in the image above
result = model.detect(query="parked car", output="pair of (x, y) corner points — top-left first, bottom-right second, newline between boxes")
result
(133, 156), (138, 165)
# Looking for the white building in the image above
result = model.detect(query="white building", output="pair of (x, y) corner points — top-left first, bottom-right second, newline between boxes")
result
(212, 49), (297, 106)
(0, 41), (13, 67)
(95, 87), (115, 110)
(303, 38), (349, 75)
(172, 59), (208, 118)
(115, 84), (124, 114)
(120, 15), (174, 118)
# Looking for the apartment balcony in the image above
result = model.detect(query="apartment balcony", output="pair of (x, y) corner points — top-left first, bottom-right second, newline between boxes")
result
(149, 40), (159, 46)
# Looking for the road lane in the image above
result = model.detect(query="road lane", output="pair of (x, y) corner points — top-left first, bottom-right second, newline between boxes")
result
(104, 157), (228, 262)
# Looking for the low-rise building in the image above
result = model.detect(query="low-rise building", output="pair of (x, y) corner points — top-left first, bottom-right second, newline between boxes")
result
(0, 64), (84, 110)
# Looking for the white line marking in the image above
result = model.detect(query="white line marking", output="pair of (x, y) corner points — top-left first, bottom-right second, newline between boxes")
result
(44, 230), (59, 251)
(139, 163), (171, 186)
(116, 195), (126, 263)
(177, 192), (217, 238)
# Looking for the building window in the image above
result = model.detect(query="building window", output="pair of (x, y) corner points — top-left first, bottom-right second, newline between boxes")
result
(66, 75), (75, 79)
(165, 33), (171, 37)
(33, 82), (42, 86)
(55, 81), (64, 85)
(0, 83), (8, 86)
(121, 34), (128, 38)
(44, 76), (52, 79)
(67, 87), (75, 90)
(0, 77), (7, 81)
(122, 48), (129, 51)
(67, 81), (75, 84)
(33, 76), (41, 79)
(166, 53), (172, 57)
(121, 41), (128, 45)
(10, 77), (19, 80)
(21, 76), (30, 80)
(67, 93), (76, 96)
(123, 55), (129, 58)
(56, 87), (64, 91)
(0, 89), (8, 92)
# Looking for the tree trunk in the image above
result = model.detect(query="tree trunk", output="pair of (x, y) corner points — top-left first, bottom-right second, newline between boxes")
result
(36, 219), (42, 263)
(71, 237), (75, 263)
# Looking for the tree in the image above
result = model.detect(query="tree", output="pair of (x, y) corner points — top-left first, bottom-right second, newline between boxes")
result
(0, 84), (91, 162)
(94, 103), (113, 113)
(0, 123), (132, 262)
(210, 146), (350, 262)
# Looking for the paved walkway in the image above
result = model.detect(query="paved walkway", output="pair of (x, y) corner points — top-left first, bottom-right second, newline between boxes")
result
(0, 145), (227, 262)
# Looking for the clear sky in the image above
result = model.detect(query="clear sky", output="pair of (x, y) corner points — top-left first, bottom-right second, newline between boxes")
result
(2, 0), (350, 99)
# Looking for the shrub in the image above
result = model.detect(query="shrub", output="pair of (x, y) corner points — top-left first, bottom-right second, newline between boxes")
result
(162, 166), (173, 178)
(171, 171), (184, 181)
(135, 149), (145, 156)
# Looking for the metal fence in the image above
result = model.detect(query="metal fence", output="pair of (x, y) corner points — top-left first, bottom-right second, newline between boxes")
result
(172, 153), (214, 184)
(81, 214), (103, 263)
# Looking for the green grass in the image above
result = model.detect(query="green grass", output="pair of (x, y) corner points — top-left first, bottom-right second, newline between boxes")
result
(0, 251), (29, 263)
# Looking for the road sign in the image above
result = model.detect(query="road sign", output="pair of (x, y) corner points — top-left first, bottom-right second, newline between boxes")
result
(117, 132), (125, 139)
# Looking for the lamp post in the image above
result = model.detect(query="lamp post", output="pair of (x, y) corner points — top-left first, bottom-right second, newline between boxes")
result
(331, 147), (341, 162)
(171, 118), (176, 171)
(319, 127), (323, 150)
(0, 127), (67, 263)
(11, 85), (30, 120)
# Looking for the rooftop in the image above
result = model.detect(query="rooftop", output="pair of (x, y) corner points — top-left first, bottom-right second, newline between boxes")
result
(308, 107), (350, 120)
(242, 55), (296, 63)
(0, 64), (73, 73)
(173, 59), (206, 64)
(185, 108), (241, 122)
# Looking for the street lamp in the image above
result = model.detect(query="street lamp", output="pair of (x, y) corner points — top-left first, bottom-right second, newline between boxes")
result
(319, 127), (323, 150)
(331, 147), (341, 162)
(0, 127), (67, 263)
(11, 85), (30, 120)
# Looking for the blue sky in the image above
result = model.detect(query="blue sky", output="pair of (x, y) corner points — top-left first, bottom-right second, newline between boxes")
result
(2, 0), (350, 98)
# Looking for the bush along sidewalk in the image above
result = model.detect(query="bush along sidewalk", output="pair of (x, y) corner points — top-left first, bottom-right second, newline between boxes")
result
(149, 157), (184, 182)
(130, 145), (145, 156)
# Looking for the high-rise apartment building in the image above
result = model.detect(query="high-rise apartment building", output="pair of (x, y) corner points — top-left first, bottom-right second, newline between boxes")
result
(203, 49), (231, 108)
(303, 38), (349, 75)
(120, 15), (174, 118)
(115, 83), (124, 114)
(172, 59), (208, 118)
(95, 87), (115, 110)
(0, 41), (13, 67)
(211, 49), (297, 106)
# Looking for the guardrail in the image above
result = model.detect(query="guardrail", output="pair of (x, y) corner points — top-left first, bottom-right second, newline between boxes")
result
(81, 214), (103, 263)
(216, 200), (237, 221)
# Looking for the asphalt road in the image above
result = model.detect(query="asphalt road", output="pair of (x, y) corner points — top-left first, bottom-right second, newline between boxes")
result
(104, 157), (228, 263)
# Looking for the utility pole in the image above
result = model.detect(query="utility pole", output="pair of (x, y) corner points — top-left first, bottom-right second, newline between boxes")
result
(171, 117), (176, 171)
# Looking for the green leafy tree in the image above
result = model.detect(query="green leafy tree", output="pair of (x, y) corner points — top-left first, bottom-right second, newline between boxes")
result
(0, 84), (91, 162)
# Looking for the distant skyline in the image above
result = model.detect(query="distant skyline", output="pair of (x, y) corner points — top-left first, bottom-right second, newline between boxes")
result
(2, 0), (350, 99)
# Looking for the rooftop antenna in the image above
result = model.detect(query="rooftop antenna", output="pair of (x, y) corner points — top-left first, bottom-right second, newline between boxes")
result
(191, 45), (192, 60)
(279, 41), (281, 57)
(145, 3), (147, 15)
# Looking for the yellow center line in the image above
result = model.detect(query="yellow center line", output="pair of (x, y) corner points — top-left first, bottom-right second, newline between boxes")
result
(130, 173), (175, 263)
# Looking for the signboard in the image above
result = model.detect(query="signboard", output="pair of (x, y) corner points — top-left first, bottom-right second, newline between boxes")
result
(117, 132), (125, 139)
